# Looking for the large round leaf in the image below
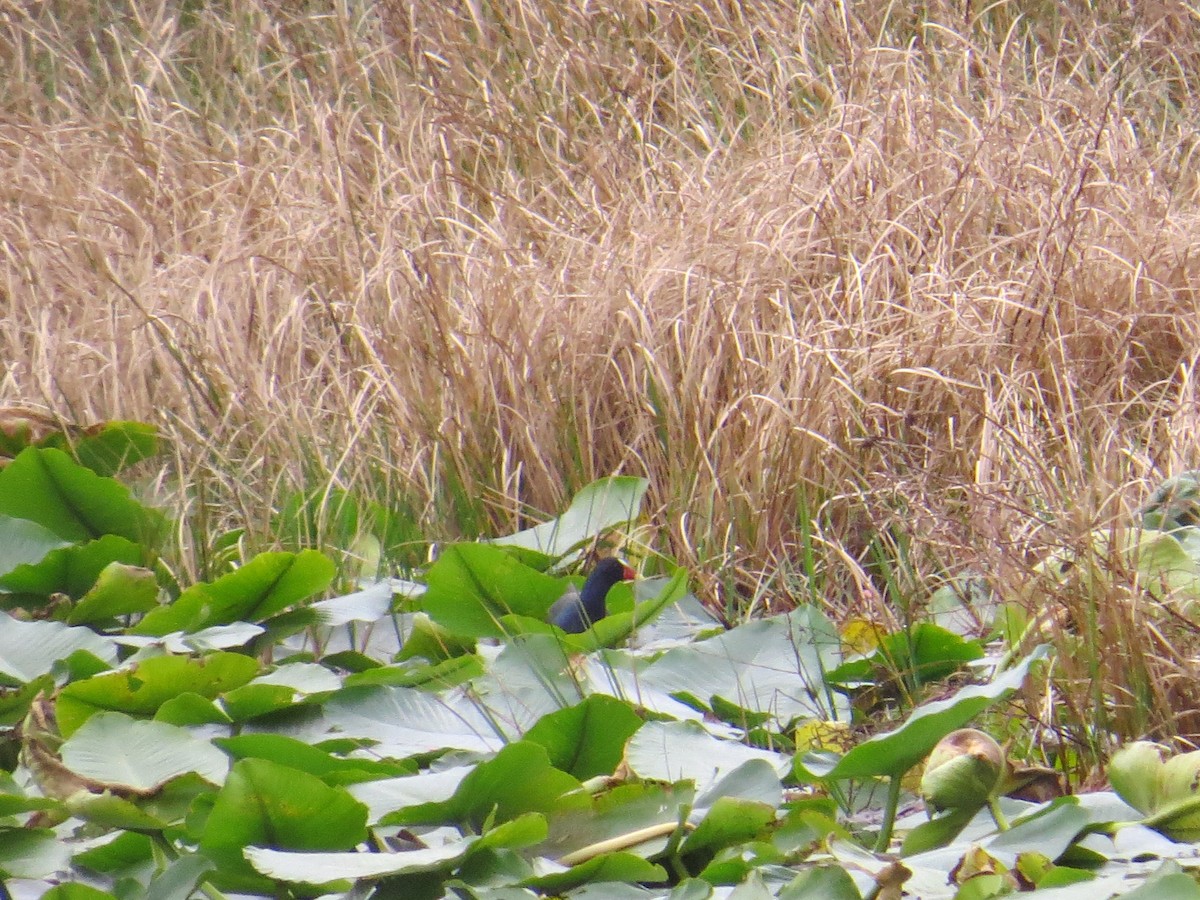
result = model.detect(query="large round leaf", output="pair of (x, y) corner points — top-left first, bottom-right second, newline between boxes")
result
(487, 476), (648, 557)
(56, 652), (259, 736)
(420, 543), (564, 638)
(523, 694), (643, 781)
(382, 741), (585, 830)
(795, 646), (1049, 782)
(133, 550), (335, 636)
(0, 613), (117, 684)
(319, 684), (506, 756)
(199, 758), (368, 885)
(60, 712), (228, 790)
(0, 447), (164, 544)
(626, 720), (792, 792)
(641, 608), (849, 724)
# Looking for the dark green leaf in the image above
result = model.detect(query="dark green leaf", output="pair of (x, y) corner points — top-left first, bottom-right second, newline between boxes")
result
(523, 694), (643, 780)
(795, 647), (1048, 782)
(72, 831), (153, 874)
(133, 549), (335, 635)
(216, 733), (411, 783)
(155, 692), (233, 726)
(0, 534), (145, 599)
(57, 652), (259, 736)
(0, 773), (60, 817)
(383, 741), (585, 830)
(899, 806), (975, 855)
(395, 611), (478, 662)
(825, 623), (984, 688)
(41, 886), (120, 900)
(680, 797), (777, 857)
(199, 758), (368, 886)
(0, 447), (164, 544)
(143, 853), (216, 900)
(218, 664), (338, 721)
(46, 420), (160, 477)
(67, 562), (159, 624)
(420, 543), (563, 638)
(521, 852), (668, 894)
(65, 791), (172, 830)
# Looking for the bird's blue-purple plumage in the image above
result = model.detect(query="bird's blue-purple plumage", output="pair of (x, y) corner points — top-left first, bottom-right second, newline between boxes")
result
(547, 558), (633, 633)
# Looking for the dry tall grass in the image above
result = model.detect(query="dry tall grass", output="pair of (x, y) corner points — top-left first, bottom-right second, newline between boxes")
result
(4, 0), (1200, 746)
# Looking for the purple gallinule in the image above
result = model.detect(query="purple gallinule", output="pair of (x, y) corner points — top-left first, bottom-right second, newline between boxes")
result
(547, 558), (636, 633)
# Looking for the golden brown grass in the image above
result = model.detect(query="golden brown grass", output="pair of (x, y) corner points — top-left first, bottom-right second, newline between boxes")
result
(5, 0), (1200, 750)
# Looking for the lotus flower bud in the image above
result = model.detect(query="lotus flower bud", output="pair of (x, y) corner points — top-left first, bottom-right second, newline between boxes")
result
(921, 728), (1007, 814)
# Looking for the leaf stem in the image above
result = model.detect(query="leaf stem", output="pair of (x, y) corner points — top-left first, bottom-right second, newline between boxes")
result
(988, 796), (1010, 831)
(873, 775), (903, 853)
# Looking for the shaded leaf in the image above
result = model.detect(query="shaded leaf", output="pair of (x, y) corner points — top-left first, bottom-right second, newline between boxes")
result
(420, 543), (563, 638)
(521, 852), (668, 894)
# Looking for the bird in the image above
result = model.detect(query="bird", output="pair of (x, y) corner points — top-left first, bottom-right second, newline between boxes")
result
(547, 558), (636, 633)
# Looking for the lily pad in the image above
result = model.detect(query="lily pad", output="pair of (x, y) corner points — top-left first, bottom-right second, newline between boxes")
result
(0, 614), (118, 684)
(67, 562), (159, 625)
(0, 447), (164, 544)
(487, 476), (648, 557)
(198, 758), (368, 888)
(420, 543), (564, 638)
(523, 694), (644, 781)
(56, 652), (260, 736)
(0, 534), (146, 601)
(60, 712), (229, 790)
(382, 740), (585, 830)
(796, 646), (1048, 782)
(641, 608), (849, 725)
(133, 550), (335, 636)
